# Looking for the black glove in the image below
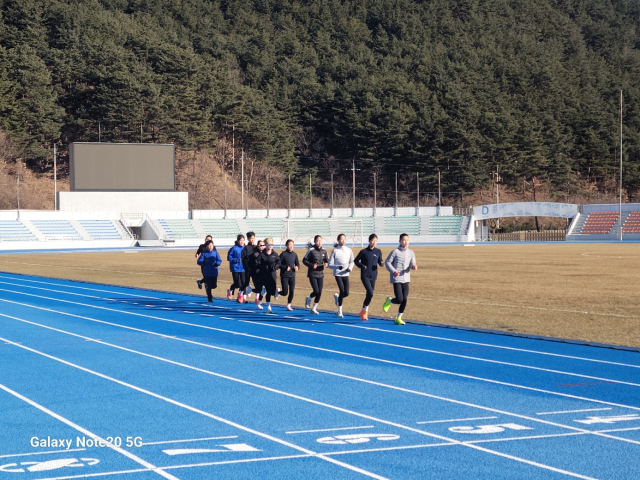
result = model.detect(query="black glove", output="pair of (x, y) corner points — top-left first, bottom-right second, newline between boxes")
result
(339, 265), (347, 271)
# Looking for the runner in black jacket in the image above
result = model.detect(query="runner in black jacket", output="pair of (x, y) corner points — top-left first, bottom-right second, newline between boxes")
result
(241, 231), (256, 300)
(250, 239), (265, 306)
(279, 239), (299, 311)
(302, 235), (329, 314)
(255, 237), (281, 314)
(354, 233), (384, 321)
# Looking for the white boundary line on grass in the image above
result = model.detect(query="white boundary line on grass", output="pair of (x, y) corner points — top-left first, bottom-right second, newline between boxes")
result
(0, 331), (599, 480)
(1, 283), (638, 392)
(1, 296), (640, 417)
(0, 383), (180, 480)
(0, 337), (389, 480)
(1, 275), (638, 369)
(4, 308), (640, 452)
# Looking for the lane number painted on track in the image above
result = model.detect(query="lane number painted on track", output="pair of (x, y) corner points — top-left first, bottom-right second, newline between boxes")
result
(317, 433), (400, 445)
(449, 423), (533, 434)
(0, 458), (99, 473)
(574, 414), (640, 425)
(163, 444), (260, 455)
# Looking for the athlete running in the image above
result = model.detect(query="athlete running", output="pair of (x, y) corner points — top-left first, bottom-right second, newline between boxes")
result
(328, 233), (354, 318)
(279, 239), (299, 311)
(354, 233), (384, 320)
(302, 235), (329, 314)
(383, 233), (418, 325)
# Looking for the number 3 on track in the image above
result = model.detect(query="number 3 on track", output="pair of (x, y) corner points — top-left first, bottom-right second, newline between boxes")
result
(449, 423), (532, 434)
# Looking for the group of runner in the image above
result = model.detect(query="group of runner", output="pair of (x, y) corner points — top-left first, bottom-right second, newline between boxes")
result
(196, 231), (417, 325)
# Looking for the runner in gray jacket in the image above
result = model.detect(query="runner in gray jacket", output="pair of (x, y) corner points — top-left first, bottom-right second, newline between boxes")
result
(383, 233), (418, 325)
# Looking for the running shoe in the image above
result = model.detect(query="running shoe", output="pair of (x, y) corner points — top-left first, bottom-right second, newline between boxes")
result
(337, 312), (343, 318)
(274, 288), (280, 300)
(382, 296), (392, 313)
(305, 296), (311, 308)
(227, 289), (233, 300)
(334, 293), (339, 307)
(246, 285), (253, 295)
(197, 280), (202, 290)
(237, 293), (244, 303)
(255, 296), (260, 305)
(207, 297), (213, 303)
(286, 305), (293, 311)
(266, 305), (272, 314)
(359, 309), (368, 321)
(261, 285), (267, 296)
(256, 303), (263, 310)
(311, 308), (319, 315)
(394, 316), (405, 326)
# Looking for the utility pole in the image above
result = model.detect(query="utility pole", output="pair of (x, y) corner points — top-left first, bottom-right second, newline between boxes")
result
(288, 174), (291, 218)
(496, 164), (500, 229)
(416, 172), (420, 213)
(267, 173), (270, 218)
(224, 173), (227, 219)
(395, 172), (398, 216)
(331, 173), (334, 218)
(98, 122), (101, 142)
(438, 169), (441, 215)
(53, 144), (57, 210)
(309, 174), (313, 217)
(373, 173), (377, 216)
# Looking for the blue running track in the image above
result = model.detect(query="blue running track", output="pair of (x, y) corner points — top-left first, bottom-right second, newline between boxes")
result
(0, 271), (639, 479)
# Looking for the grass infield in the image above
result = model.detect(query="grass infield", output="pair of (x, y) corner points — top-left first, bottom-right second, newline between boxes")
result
(0, 243), (638, 349)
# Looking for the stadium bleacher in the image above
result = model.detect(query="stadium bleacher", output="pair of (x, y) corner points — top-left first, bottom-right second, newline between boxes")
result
(31, 220), (82, 240)
(79, 220), (125, 240)
(157, 219), (198, 239)
(199, 218), (241, 238)
(429, 215), (464, 235)
(292, 220), (332, 239)
(384, 216), (421, 235)
(623, 211), (640, 233)
(245, 218), (284, 239)
(579, 212), (619, 234)
(0, 220), (38, 242)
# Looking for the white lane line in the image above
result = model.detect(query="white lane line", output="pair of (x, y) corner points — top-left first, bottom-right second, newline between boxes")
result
(2, 303), (640, 432)
(339, 324), (640, 369)
(0, 448), (86, 459)
(3, 300), (640, 422)
(242, 320), (640, 387)
(537, 408), (613, 416)
(0, 263), (195, 280)
(417, 416), (497, 425)
(0, 287), (637, 391)
(286, 426), (374, 434)
(0, 383), (179, 480)
(7, 308), (640, 454)
(0, 342), (388, 480)
(142, 436), (238, 446)
(0, 334), (598, 480)
(4, 276), (638, 369)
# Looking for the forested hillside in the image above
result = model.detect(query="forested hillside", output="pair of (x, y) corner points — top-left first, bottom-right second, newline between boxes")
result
(1, 0), (639, 202)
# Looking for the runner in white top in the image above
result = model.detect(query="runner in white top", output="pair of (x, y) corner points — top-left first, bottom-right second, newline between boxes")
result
(328, 233), (355, 318)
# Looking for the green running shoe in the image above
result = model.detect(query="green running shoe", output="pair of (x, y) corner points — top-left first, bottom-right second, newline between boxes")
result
(394, 316), (405, 326)
(382, 296), (392, 313)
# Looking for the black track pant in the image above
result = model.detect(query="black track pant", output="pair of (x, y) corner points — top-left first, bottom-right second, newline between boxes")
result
(199, 266), (205, 282)
(335, 276), (350, 306)
(204, 276), (218, 301)
(309, 277), (323, 303)
(391, 282), (410, 314)
(230, 272), (245, 293)
(251, 274), (263, 298)
(280, 276), (296, 303)
(361, 276), (376, 307)
(263, 277), (277, 302)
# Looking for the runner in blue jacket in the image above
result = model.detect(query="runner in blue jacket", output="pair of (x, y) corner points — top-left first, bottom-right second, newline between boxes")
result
(227, 234), (246, 303)
(197, 240), (222, 302)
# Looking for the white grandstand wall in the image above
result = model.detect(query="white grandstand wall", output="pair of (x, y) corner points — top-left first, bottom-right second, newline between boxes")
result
(58, 191), (188, 213)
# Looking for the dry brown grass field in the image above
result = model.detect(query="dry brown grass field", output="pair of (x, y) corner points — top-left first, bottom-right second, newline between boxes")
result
(0, 243), (638, 348)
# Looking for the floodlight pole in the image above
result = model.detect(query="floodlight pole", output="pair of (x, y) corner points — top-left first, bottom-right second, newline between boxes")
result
(438, 169), (441, 216)
(309, 174), (313, 217)
(224, 173), (227, 219)
(331, 173), (334, 217)
(267, 173), (270, 218)
(373, 172), (377, 216)
(395, 172), (398, 216)
(288, 174), (291, 218)
(416, 172), (419, 214)
(53, 144), (57, 210)
(620, 90), (623, 241)
(496, 164), (500, 229)
(241, 149), (244, 212)
(98, 122), (101, 142)
(352, 159), (356, 217)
